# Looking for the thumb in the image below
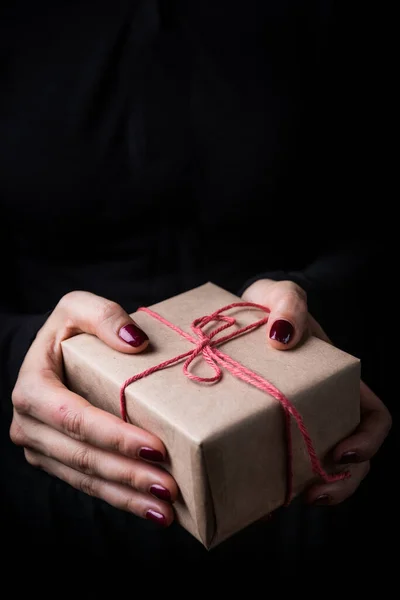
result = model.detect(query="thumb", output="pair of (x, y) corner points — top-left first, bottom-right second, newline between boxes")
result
(54, 291), (149, 354)
(243, 279), (308, 350)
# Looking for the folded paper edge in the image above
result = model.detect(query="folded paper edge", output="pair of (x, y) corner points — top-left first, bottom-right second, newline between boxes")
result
(194, 442), (218, 550)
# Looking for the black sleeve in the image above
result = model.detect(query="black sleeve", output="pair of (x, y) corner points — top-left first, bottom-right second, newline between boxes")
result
(0, 212), (50, 420)
(0, 312), (49, 420)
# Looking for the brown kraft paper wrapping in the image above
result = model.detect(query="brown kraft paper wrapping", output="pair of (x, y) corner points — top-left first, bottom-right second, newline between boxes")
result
(61, 282), (361, 549)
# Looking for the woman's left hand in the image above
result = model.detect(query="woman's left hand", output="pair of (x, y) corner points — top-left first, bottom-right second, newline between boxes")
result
(242, 278), (392, 506)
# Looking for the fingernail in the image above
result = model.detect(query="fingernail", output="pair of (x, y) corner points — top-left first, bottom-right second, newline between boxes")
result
(138, 447), (164, 462)
(269, 319), (294, 344)
(150, 484), (172, 502)
(339, 451), (360, 464)
(314, 494), (331, 505)
(119, 323), (149, 347)
(146, 509), (168, 527)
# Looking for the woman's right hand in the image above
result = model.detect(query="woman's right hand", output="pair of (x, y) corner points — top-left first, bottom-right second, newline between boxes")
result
(10, 291), (178, 527)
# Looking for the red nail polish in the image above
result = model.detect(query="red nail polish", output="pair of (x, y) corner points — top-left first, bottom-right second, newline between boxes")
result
(119, 323), (149, 347)
(339, 451), (360, 464)
(146, 509), (168, 527)
(269, 319), (294, 344)
(314, 494), (331, 505)
(139, 447), (164, 462)
(150, 484), (172, 502)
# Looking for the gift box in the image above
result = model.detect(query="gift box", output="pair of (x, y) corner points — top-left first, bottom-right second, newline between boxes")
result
(61, 282), (360, 549)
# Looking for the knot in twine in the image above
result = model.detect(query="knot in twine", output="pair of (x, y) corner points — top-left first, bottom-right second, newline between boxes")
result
(120, 302), (349, 505)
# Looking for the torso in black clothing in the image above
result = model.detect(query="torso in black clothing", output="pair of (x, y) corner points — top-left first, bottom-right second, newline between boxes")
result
(0, 0), (339, 314)
(0, 1), (358, 562)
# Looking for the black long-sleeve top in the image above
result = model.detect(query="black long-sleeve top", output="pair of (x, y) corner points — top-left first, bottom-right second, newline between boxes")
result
(0, 0), (383, 561)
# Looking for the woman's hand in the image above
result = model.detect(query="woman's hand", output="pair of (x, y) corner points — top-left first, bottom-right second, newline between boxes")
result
(10, 291), (178, 527)
(242, 278), (392, 506)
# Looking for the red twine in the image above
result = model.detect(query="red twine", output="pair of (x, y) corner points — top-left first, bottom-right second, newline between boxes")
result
(120, 302), (349, 505)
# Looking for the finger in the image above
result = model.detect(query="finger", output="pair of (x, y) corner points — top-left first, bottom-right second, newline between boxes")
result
(17, 415), (178, 502)
(306, 462), (370, 505)
(243, 279), (308, 349)
(333, 381), (392, 464)
(51, 290), (149, 356)
(24, 449), (174, 527)
(12, 373), (167, 462)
